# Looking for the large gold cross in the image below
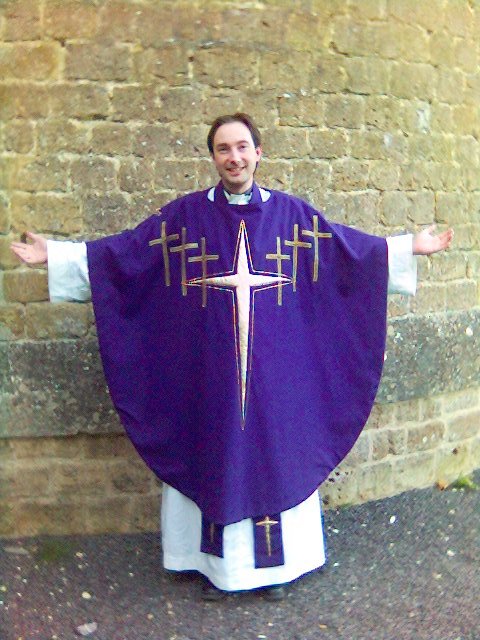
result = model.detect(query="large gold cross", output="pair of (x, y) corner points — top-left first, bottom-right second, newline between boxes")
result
(149, 221), (180, 286)
(188, 237), (220, 307)
(301, 215), (332, 282)
(266, 237), (291, 306)
(284, 224), (311, 291)
(169, 227), (198, 296)
(256, 516), (279, 557)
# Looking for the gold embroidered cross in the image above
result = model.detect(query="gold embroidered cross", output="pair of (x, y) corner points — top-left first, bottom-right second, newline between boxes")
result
(284, 224), (311, 291)
(169, 227), (198, 296)
(149, 221), (180, 286)
(256, 516), (279, 557)
(266, 237), (291, 306)
(301, 215), (332, 282)
(188, 237), (220, 307)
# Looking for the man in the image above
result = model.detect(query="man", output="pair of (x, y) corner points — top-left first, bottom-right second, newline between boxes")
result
(12, 113), (453, 601)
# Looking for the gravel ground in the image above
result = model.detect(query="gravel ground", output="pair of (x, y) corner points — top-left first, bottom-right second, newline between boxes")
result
(1, 471), (479, 640)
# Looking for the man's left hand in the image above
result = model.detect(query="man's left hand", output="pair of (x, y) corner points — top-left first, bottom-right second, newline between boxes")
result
(413, 224), (454, 255)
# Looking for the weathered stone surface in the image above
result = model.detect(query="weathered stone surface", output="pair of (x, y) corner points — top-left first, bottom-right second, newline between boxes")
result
(118, 158), (154, 193)
(0, 195), (10, 234)
(111, 85), (162, 123)
(153, 160), (196, 193)
(12, 155), (69, 192)
(135, 46), (190, 86)
(3, 269), (48, 303)
(446, 410), (480, 442)
(406, 420), (445, 452)
(83, 194), (132, 234)
(371, 429), (407, 460)
(0, 235), (20, 270)
(0, 304), (25, 340)
(37, 118), (90, 154)
(390, 62), (436, 101)
(263, 127), (309, 159)
(49, 83), (110, 120)
(4, 119), (35, 153)
(393, 451), (436, 491)
(0, 82), (50, 119)
(14, 498), (86, 536)
(344, 56), (390, 95)
(71, 157), (117, 194)
(25, 302), (93, 340)
(84, 496), (132, 534)
(325, 95), (365, 129)
(379, 310), (480, 403)
(308, 129), (349, 159)
(89, 123), (133, 157)
(0, 43), (61, 80)
(66, 43), (132, 81)
(193, 47), (257, 89)
(11, 193), (82, 235)
(2, 0), (42, 41)
(278, 94), (325, 127)
(132, 125), (172, 158)
(44, 0), (100, 39)
(0, 339), (121, 438)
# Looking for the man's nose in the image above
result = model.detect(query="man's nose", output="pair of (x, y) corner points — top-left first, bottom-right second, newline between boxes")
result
(229, 148), (241, 163)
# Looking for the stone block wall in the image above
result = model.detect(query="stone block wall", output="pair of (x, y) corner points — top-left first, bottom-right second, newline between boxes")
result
(0, 0), (479, 536)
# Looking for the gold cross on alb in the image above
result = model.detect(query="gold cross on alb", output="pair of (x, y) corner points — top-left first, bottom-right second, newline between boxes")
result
(284, 223), (311, 291)
(301, 215), (332, 282)
(188, 237), (220, 307)
(266, 237), (291, 306)
(256, 516), (279, 557)
(149, 221), (180, 286)
(169, 227), (198, 296)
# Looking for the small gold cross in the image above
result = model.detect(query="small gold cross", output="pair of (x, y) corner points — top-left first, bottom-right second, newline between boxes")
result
(149, 221), (180, 286)
(256, 516), (279, 557)
(285, 224), (311, 291)
(301, 215), (332, 282)
(188, 237), (220, 307)
(266, 237), (290, 305)
(169, 227), (198, 296)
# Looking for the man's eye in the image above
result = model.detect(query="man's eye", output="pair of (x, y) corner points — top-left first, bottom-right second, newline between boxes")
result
(239, 145), (248, 151)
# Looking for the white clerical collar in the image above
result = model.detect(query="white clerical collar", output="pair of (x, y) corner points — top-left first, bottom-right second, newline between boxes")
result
(207, 186), (271, 203)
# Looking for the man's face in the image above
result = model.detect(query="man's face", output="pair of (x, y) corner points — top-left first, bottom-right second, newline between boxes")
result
(211, 121), (262, 194)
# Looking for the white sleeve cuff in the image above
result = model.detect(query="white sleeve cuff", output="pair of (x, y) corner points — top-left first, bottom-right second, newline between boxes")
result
(386, 234), (417, 296)
(47, 240), (91, 302)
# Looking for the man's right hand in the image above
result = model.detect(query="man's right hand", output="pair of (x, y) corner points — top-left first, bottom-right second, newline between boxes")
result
(11, 232), (48, 265)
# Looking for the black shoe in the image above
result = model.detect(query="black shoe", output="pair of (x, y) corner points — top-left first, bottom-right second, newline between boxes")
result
(263, 585), (286, 601)
(201, 579), (226, 601)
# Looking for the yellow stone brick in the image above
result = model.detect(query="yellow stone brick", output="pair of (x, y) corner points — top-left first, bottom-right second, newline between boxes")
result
(0, 43), (61, 80)
(0, 303), (25, 340)
(3, 268), (48, 303)
(44, 0), (100, 39)
(25, 302), (93, 340)
(11, 193), (82, 235)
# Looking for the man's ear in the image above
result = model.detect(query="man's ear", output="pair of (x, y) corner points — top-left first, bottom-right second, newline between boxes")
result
(255, 146), (263, 161)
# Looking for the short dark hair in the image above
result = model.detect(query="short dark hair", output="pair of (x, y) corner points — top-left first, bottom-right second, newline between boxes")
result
(207, 113), (261, 154)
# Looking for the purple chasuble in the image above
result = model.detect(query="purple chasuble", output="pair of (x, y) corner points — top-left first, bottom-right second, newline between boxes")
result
(86, 183), (388, 527)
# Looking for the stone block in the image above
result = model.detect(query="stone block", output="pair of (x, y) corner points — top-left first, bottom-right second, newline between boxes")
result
(364, 402), (396, 430)
(419, 396), (443, 421)
(4, 119), (35, 153)
(436, 192), (470, 225)
(37, 118), (90, 155)
(26, 302), (93, 340)
(11, 156), (69, 192)
(14, 498), (86, 536)
(50, 460), (114, 496)
(466, 252), (480, 279)
(49, 83), (110, 120)
(3, 269), (48, 303)
(84, 496), (132, 534)
(454, 38), (478, 73)
(321, 469), (358, 507)
(386, 294), (411, 318)
(194, 46), (257, 89)
(325, 95), (364, 129)
(44, 1), (100, 39)
(310, 56), (348, 94)
(390, 62), (436, 101)
(429, 252), (467, 282)
(392, 452), (436, 492)
(342, 191), (380, 233)
(331, 18), (376, 57)
(11, 193), (82, 235)
(387, 0), (442, 32)
(157, 88), (203, 125)
(342, 433), (370, 467)
(452, 105), (480, 137)
(454, 136), (479, 167)
(446, 280), (477, 310)
(130, 494), (161, 532)
(98, 0), (140, 41)
(368, 162), (400, 191)
(291, 160), (331, 200)
(89, 123), (133, 157)
(118, 158), (154, 193)
(332, 159), (369, 191)
(355, 460), (395, 502)
(256, 161), (292, 192)
(407, 420), (445, 452)
(349, 0), (386, 20)
(0, 339), (122, 438)
(262, 127), (309, 159)
(307, 129), (349, 159)
(70, 157), (117, 194)
(83, 194), (132, 235)
(350, 131), (390, 161)
(0, 235), (20, 270)
(111, 461), (156, 494)
(2, 0), (42, 41)
(0, 463), (51, 498)
(407, 191), (435, 225)
(371, 429), (407, 460)
(0, 304), (25, 340)
(435, 443), (471, 484)
(344, 57), (390, 95)
(153, 161), (196, 193)
(128, 192), (174, 226)
(132, 125), (172, 158)
(443, 0), (473, 37)
(111, 85), (162, 123)
(410, 282), (447, 314)
(0, 500), (16, 536)
(0, 195), (10, 234)
(134, 46), (189, 86)
(0, 82), (50, 119)
(65, 43), (132, 82)
(133, 3), (198, 46)
(443, 389), (479, 414)
(449, 224), (478, 251)
(259, 51), (310, 91)
(11, 435), (87, 460)
(0, 43), (61, 80)
(379, 309), (480, 403)
(437, 69), (465, 105)
(82, 434), (137, 459)
(167, 123), (210, 159)
(201, 90), (242, 122)
(278, 94), (325, 127)
(283, 10), (324, 50)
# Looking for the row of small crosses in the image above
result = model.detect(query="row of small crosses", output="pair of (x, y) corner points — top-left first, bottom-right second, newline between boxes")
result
(149, 216), (332, 298)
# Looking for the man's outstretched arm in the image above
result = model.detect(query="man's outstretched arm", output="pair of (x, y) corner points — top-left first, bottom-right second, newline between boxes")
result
(11, 231), (47, 264)
(412, 224), (454, 255)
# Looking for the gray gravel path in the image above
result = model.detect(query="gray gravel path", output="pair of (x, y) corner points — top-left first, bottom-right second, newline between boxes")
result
(1, 471), (478, 640)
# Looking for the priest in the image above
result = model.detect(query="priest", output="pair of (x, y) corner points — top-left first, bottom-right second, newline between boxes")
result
(11, 113), (453, 601)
